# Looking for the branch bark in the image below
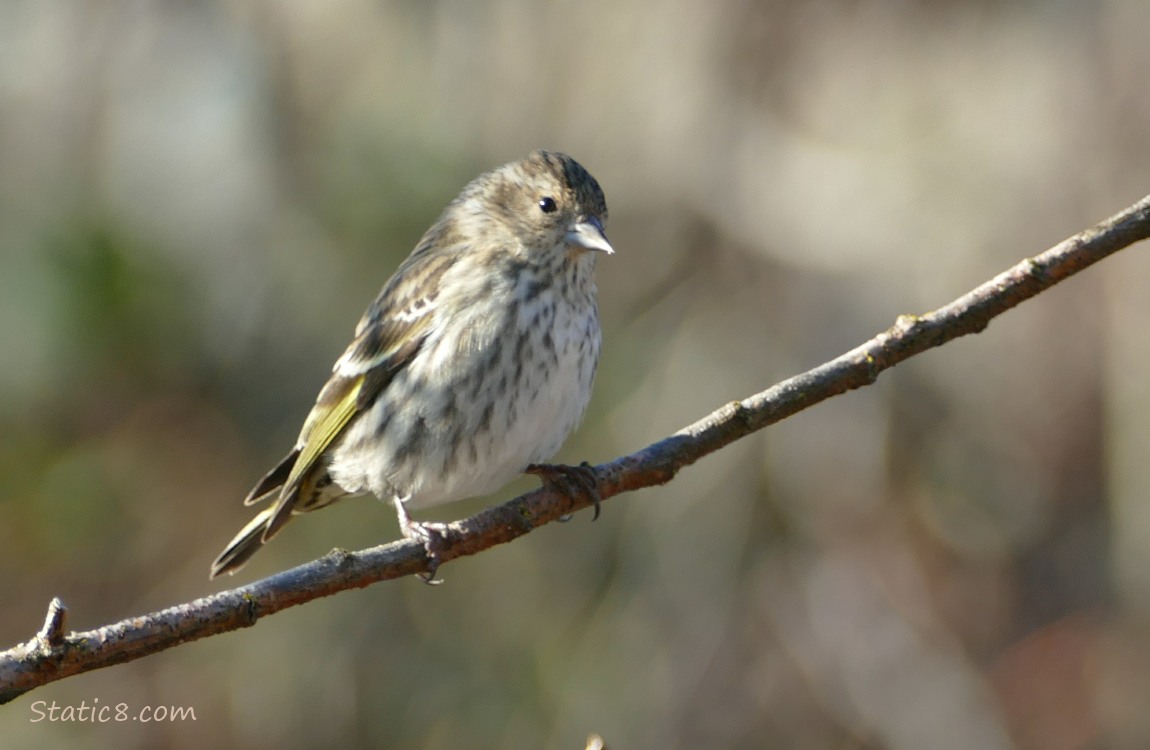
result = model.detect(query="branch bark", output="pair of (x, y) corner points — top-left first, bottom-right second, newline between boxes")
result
(4, 194), (1150, 704)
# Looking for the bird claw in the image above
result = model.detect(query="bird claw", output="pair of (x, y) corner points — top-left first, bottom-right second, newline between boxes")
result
(525, 461), (601, 520)
(402, 520), (449, 584)
(393, 494), (448, 583)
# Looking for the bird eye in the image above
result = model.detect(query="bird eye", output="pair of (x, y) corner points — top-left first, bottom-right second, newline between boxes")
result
(538, 196), (558, 214)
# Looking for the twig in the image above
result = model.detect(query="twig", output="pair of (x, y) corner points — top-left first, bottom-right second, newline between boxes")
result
(2, 194), (1149, 704)
(34, 599), (67, 650)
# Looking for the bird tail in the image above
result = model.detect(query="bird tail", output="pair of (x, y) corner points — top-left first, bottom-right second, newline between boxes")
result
(209, 507), (277, 578)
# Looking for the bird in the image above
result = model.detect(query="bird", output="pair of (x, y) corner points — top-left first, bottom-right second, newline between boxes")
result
(210, 150), (612, 579)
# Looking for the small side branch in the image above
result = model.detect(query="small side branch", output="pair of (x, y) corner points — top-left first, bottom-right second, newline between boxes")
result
(34, 599), (67, 651)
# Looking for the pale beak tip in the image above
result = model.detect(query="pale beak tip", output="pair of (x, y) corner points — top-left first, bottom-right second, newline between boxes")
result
(566, 218), (614, 255)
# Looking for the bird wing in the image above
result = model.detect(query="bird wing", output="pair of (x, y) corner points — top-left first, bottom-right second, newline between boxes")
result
(288, 316), (430, 495)
(249, 239), (461, 541)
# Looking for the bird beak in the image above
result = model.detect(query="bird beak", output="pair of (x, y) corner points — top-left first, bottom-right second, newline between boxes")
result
(565, 216), (614, 255)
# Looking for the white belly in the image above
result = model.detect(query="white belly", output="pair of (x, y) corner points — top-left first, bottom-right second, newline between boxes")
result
(329, 270), (600, 509)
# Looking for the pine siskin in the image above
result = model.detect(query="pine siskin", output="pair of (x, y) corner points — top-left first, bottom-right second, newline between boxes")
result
(210, 150), (612, 578)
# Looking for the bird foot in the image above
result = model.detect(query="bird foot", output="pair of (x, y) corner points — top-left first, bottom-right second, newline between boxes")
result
(393, 493), (449, 584)
(402, 520), (450, 584)
(525, 461), (601, 520)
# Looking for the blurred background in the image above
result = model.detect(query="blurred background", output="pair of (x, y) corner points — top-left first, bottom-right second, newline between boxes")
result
(2, 0), (1150, 747)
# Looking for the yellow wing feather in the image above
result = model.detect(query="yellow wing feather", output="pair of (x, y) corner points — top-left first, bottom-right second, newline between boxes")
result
(286, 374), (364, 495)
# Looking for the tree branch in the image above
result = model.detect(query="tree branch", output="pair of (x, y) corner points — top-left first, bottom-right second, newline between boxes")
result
(4, 194), (1150, 704)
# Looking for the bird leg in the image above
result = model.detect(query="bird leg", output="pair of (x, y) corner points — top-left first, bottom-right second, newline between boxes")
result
(392, 493), (449, 584)
(525, 461), (601, 520)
